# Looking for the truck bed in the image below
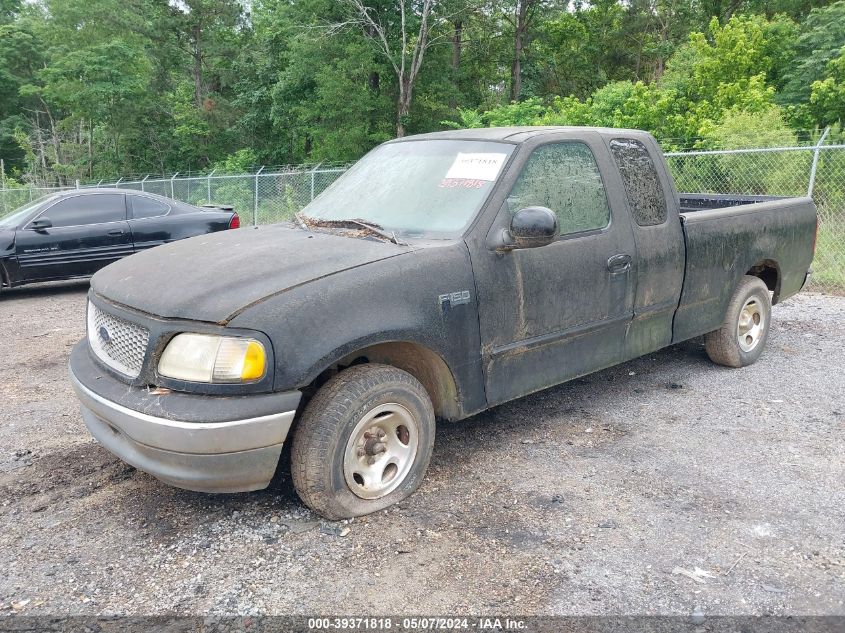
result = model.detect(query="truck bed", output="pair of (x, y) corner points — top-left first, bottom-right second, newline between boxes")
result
(672, 194), (817, 344)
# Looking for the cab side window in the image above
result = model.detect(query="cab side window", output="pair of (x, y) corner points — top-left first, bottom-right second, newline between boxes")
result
(130, 195), (170, 219)
(508, 142), (610, 237)
(38, 194), (126, 227)
(609, 138), (667, 226)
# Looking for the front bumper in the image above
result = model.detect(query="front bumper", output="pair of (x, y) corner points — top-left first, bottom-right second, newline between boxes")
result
(69, 341), (301, 493)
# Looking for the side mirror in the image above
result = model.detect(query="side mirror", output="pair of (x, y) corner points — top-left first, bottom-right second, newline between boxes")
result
(29, 218), (52, 231)
(505, 206), (558, 249)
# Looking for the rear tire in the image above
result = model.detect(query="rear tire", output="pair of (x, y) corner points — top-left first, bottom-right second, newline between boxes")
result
(290, 364), (435, 520)
(705, 275), (772, 368)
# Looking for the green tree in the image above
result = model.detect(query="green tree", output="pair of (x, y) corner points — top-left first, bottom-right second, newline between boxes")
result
(332, 0), (445, 137)
(258, 0), (394, 163)
(34, 41), (152, 175)
(2, 0), (844, 186)
(780, 1), (845, 104)
(809, 47), (845, 125)
(0, 16), (42, 174)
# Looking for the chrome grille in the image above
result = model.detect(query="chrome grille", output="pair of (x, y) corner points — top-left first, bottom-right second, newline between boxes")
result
(87, 302), (150, 378)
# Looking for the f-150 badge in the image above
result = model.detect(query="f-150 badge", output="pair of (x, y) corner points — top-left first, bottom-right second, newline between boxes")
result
(439, 290), (471, 311)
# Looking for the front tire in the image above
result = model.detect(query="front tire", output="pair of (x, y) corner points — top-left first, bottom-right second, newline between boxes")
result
(705, 275), (772, 368)
(290, 364), (435, 520)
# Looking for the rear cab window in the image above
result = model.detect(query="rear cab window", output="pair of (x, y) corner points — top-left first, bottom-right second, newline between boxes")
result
(507, 141), (611, 237)
(609, 138), (667, 226)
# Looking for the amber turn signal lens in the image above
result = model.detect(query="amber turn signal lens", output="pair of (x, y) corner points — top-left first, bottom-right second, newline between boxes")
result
(158, 333), (266, 383)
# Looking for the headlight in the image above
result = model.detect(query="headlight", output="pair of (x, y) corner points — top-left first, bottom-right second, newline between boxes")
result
(158, 334), (267, 383)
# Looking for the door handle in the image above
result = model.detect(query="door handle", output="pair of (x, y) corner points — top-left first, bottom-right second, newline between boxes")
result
(607, 253), (632, 273)
(107, 229), (125, 236)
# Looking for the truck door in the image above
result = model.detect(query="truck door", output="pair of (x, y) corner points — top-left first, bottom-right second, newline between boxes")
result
(606, 136), (685, 359)
(468, 133), (637, 406)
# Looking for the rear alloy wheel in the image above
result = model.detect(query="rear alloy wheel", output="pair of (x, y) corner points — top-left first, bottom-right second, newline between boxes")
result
(290, 364), (435, 519)
(736, 296), (766, 353)
(705, 275), (772, 368)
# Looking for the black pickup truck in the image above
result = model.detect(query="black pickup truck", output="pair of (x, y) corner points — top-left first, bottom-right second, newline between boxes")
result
(69, 127), (817, 519)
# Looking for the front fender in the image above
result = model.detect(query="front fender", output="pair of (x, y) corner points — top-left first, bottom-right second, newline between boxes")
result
(228, 241), (487, 418)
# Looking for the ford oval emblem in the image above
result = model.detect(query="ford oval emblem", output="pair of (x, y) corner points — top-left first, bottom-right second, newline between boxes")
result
(99, 326), (112, 344)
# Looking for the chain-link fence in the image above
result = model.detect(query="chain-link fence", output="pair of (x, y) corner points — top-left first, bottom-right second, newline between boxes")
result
(0, 166), (349, 226)
(2, 145), (844, 293)
(0, 185), (77, 215)
(665, 142), (845, 293)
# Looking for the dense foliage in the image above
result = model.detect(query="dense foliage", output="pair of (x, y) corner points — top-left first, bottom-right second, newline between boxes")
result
(1, 0), (844, 184)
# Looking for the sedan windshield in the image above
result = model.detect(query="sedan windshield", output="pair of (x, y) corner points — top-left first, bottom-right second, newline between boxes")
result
(301, 140), (514, 236)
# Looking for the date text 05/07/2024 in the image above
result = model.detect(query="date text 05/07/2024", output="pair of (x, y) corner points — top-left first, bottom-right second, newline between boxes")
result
(307, 617), (528, 631)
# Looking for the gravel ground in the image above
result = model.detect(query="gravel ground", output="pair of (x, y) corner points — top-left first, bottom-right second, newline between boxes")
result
(0, 281), (843, 617)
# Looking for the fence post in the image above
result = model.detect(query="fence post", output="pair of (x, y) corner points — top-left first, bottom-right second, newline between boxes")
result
(170, 172), (179, 199)
(310, 167), (316, 202)
(207, 169), (216, 203)
(75, 179), (80, 189)
(115, 177), (123, 189)
(808, 126), (831, 198)
(254, 166), (265, 226)
(141, 175), (149, 192)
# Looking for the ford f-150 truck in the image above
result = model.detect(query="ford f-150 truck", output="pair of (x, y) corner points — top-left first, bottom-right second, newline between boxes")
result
(69, 127), (817, 519)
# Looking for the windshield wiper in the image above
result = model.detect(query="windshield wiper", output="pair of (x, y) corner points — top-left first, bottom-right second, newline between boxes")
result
(294, 213), (408, 246)
(345, 219), (409, 246)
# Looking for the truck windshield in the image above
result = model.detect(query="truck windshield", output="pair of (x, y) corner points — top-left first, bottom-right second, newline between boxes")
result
(301, 140), (514, 237)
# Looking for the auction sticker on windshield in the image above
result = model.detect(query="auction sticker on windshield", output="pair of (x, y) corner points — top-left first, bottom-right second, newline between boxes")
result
(445, 153), (508, 181)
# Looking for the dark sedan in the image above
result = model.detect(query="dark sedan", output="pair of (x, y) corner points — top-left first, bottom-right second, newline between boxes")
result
(0, 188), (239, 294)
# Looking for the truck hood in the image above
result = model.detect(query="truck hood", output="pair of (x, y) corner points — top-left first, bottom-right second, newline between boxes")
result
(91, 225), (414, 323)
